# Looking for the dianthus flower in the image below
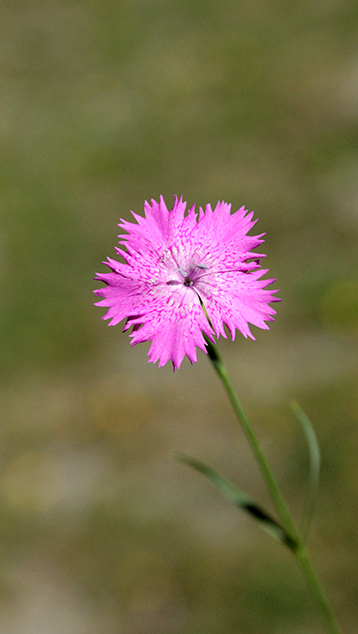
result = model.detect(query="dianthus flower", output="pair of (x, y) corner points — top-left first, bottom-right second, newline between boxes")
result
(94, 196), (279, 369)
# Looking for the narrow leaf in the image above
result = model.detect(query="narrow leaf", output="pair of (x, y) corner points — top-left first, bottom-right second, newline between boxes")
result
(174, 453), (296, 549)
(291, 400), (321, 541)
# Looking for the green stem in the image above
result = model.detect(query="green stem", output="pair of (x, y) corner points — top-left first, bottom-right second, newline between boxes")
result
(295, 544), (342, 634)
(205, 337), (343, 634)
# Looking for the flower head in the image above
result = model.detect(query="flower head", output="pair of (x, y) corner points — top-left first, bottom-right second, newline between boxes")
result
(94, 196), (279, 369)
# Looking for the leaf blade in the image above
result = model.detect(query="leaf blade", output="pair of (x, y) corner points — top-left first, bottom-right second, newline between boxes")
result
(291, 400), (321, 541)
(174, 453), (296, 550)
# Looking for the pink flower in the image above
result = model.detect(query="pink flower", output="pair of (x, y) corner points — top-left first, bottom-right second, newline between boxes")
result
(94, 196), (279, 370)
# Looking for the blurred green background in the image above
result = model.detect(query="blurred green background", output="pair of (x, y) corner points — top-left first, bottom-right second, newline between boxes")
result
(1, 0), (358, 632)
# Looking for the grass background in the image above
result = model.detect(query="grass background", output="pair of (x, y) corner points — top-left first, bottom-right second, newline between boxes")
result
(1, 0), (358, 632)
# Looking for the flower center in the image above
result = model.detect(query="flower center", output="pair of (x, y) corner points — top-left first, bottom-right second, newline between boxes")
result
(166, 264), (207, 288)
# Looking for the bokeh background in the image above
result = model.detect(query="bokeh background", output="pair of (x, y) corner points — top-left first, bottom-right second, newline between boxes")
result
(1, 0), (358, 632)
